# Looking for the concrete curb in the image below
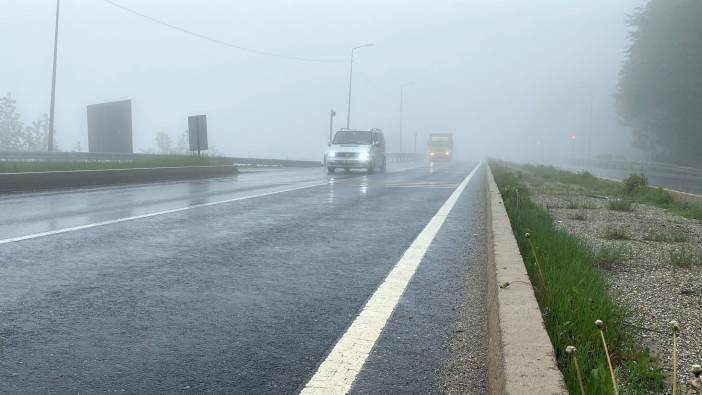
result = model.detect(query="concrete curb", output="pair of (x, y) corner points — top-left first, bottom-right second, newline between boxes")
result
(486, 165), (567, 395)
(0, 165), (237, 194)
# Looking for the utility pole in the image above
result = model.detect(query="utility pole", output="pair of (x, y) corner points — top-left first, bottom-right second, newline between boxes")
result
(48, 0), (60, 152)
(346, 43), (373, 129)
(329, 109), (336, 143)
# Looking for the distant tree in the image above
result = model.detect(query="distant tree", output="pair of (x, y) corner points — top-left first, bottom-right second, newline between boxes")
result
(175, 129), (190, 153)
(0, 92), (59, 151)
(0, 93), (25, 151)
(155, 130), (173, 154)
(616, 0), (702, 166)
(24, 114), (59, 151)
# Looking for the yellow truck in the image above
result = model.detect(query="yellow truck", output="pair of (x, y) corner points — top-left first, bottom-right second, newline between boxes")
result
(428, 133), (453, 161)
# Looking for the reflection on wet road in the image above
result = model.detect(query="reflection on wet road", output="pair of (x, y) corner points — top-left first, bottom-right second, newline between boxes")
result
(0, 164), (420, 241)
(0, 161), (489, 394)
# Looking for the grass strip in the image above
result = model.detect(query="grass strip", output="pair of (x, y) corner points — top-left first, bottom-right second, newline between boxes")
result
(491, 162), (664, 394)
(0, 155), (233, 173)
(507, 162), (702, 220)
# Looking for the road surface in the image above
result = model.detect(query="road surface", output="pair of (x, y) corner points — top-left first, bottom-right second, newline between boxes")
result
(0, 161), (488, 394)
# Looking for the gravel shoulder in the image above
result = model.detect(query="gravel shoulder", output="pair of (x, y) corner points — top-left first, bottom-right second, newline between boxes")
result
(526, 177), (702, 379)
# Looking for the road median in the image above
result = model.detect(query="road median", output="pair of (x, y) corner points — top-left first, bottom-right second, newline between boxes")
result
(0, 165), (237, 194)
(485, 165), (567, 395)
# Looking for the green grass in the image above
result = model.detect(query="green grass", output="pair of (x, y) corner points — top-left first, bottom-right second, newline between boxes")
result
(603, 228), (630, 240)
(503, 161), (702, 221)
(669, 202), (702, 220)
(0, 155), (233, 173)
(642, 230), (689, 242)
(670, 246), (702, 267)
(517, 163), (622, 195)
(593, 245), (632, 267)
(491, 162), (663, 394)
(608, 199), (635, 212)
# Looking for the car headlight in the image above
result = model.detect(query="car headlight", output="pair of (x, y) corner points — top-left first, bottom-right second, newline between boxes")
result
(328, 151), (336, 158)
(445, 151), (450, 155)
(430, 152), (435, 156)
(358, 152), (369, 161)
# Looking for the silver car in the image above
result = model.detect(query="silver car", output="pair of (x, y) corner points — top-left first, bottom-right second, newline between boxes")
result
(326, 129), (386, 174)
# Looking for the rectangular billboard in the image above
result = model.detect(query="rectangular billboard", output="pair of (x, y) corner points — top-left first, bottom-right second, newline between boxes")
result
(188, 115), (208, 152)
(87, 99), (133, 153)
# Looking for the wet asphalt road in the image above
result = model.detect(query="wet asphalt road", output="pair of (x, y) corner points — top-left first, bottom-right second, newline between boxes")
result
(0, 162), (488, 394)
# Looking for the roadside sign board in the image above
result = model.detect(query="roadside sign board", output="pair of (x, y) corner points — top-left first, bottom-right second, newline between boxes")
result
(188, 115), (208, 153)
(87, 99), (133, 153)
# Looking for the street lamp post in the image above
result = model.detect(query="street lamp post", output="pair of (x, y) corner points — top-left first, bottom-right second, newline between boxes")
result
(346, 43), (373, 129)
(329, 109), (336, 143)
(48, 0), (60, 152)
(587, 94), (593, 160)
(399, 82), (412, 153)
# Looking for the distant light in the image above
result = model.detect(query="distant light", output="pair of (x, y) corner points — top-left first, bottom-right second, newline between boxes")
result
(570, 135), (576, 140)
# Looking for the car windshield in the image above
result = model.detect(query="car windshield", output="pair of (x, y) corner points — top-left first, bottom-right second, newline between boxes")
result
(333, 131), (372, 145)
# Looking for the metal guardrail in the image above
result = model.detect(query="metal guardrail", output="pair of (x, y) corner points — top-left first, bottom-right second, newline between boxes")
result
(0, 151), (322, 168)
(0, 151), (426, 168)
(386, 153), (425, 162)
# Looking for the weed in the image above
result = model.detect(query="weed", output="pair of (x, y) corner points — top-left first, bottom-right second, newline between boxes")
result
(566, 199), (598, 210)
(623, 173), (648, 196)
(565, 346), (586, 395)
(643, 229), (689, 242)
(640, 186), (674, 206)
(670, 247), (702, 267)
(594, 246), (631, 267)
(608, 199), (635, 212)
(621, 348), (664, 393)
(671, 321), (680, 395)
(604, 228), (629, 240)
(596, 320), (619, 394)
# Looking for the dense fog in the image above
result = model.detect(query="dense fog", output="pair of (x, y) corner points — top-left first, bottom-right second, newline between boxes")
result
(1, 0), (646, 162)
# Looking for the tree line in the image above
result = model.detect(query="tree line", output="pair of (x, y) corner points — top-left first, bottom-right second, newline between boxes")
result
(616, 0), (702, 167)
(0, 92), (59, 151)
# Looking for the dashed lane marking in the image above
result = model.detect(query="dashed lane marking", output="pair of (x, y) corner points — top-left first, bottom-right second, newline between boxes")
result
(300, 161), (482, 395)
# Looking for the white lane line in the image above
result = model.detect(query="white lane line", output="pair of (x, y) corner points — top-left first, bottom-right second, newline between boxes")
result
(300, 161), (482, 395)
(0, 181), (326, 245)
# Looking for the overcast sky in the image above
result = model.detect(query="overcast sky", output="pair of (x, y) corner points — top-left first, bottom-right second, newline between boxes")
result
(1, 0), (646, 161)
